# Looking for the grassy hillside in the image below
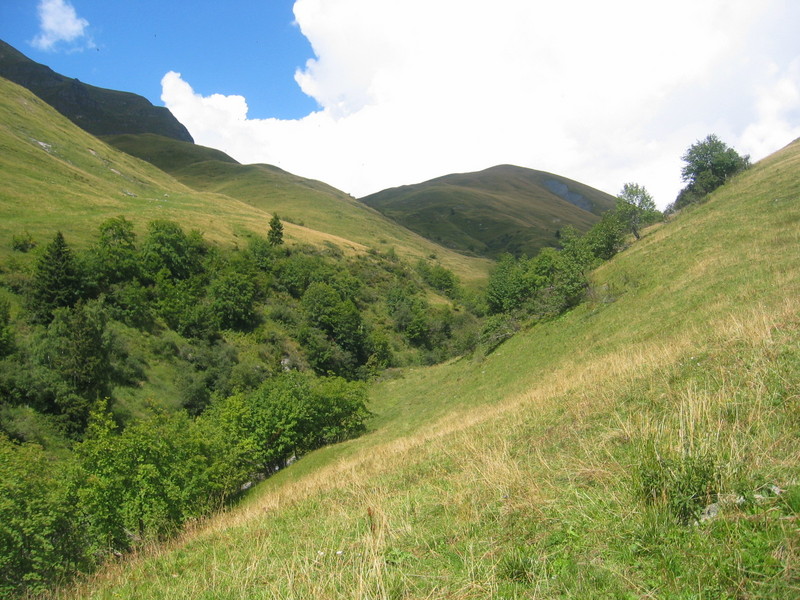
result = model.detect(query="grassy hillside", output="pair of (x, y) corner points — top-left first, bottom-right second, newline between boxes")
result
(0, 77), (489, 287)
(0, 76), (367, 256)
(360, 165), (617, 258)
(58, 138), (800, 598)
(0, 39), (192, 142)
(104, 132), (492, 287)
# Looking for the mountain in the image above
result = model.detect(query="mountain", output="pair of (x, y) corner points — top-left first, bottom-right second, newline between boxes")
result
(360, 164), (617, 258)
(102, 132), (493, 287)
(63, 138), (800, 598)
(0, 39), (192, 142)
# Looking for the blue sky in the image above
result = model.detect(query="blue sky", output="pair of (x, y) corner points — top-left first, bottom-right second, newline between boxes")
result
(0, 0), (316, 119)
(1, 1), (799, 206)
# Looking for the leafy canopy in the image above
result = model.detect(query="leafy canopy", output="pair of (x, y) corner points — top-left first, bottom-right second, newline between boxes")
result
(672, 134), (750, 210)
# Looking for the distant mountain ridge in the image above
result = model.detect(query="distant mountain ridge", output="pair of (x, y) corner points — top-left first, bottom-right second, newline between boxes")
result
(360, 165), (617, 258)
(0, 39), (193, 143)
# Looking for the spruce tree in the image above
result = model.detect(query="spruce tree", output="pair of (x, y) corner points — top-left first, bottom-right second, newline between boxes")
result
(29, 231), (82, 323)
(268, 213), (284, 246)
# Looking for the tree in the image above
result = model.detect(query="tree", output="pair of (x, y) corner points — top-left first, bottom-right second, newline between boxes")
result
(615, 182), (659, 240)
(29, 231), (83, 323)
(140, 220), (204, 281)
(89, 216), (139, 287)
(38, 302), (112, 433)
(486, 253), (529, 314)
(268, 213), (284, 247)
(673, 134), (750, 210)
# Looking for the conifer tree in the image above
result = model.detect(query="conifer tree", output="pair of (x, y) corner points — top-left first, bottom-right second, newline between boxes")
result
(29, 231), (82, 323)
(268, 213), (284, 246)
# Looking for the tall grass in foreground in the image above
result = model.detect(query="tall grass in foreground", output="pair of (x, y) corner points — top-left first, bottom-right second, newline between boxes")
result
(53, 141), (800, 598)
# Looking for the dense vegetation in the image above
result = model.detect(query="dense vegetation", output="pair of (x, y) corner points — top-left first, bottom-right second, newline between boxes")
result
(1, 216), (480, 434)
(0, 213), (486, 595)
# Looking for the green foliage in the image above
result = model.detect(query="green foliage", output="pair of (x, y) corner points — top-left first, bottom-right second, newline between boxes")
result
(227, 372), (369, 467)
(479, 313), (519, 354)
(10, 231), (36, 253)
(268, 213), (284, 246)
(672, 134), (750, 210)
(0, 436), (85, 597)
(486, 254), (529, 314)
(636, 444), (722, 524)
(140, 220), (205, 281)
(615, 182), (660, 240)
(208, 266), (258, 331)
(0, 299), (13, 358)
(486, 239), (589, 319)
(35, 302), (113, 434)
(273, 253), (333, 298)
(582, 210), (626, 260)
(28, 231), (83, 324)
(77, 404), (219, 550)
(87, 216), (139, 288)
(415, 259), (458, 297)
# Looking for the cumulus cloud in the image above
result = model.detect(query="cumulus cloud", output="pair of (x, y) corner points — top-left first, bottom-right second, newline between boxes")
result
(31, 0), (91, 51)
(739, 59), (800, 160)
(162, 0), (798, 207)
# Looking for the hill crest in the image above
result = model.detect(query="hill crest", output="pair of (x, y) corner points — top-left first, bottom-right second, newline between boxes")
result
(0, 39), (193, 143)
(360, 164), (616, 258)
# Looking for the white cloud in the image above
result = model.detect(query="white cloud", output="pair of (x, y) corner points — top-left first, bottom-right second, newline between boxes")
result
(31, 0), (90, 51)
(738, 59), (800, 160)
(162, 0), (798, 208)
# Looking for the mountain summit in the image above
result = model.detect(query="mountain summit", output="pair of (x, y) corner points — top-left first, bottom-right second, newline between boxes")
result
(0, 39), (192, 143)
(360, 165), (616, 258)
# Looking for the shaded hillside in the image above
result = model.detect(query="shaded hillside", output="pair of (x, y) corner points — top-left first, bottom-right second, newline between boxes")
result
(0, 39), (192, 142)
(361, 165), (616, 258)
(63, 138), (800, 598)
(104, 133), (492, 287)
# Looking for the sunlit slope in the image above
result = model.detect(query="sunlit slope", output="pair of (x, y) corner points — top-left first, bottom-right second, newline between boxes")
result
(0, 78), (436, 265)
(361, 165), (617, 258)
(105, 133), (493, 287)
(65, 139), (800, 598)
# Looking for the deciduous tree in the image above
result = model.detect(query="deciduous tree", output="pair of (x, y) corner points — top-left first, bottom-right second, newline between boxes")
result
(673, 134), (750, 210)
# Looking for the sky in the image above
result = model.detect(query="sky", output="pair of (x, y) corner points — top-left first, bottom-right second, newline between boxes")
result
(2, 1), (799, 208)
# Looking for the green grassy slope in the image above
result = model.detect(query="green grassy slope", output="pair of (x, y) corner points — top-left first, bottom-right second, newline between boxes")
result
(0, 76), (363, 257)
(0, 39), (192, 142)
(360, 165), (617, 258)
(104, 132), (493, 287)
(63, 139), (800, 598)
(0, 77), (489, 286)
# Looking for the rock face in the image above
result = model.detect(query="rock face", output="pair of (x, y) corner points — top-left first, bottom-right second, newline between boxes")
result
(0, 39), (193, 143)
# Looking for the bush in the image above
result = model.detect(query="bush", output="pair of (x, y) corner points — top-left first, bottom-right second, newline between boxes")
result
(10, 231), (36, 253)
(636, 444), (722, 524)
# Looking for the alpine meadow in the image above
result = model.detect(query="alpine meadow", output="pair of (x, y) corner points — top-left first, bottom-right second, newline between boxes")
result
(1, 37), (799, 600)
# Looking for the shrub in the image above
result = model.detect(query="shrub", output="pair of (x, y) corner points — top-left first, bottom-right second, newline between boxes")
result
(10, 231), (36, 253)
(636, 444), (722, 524)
